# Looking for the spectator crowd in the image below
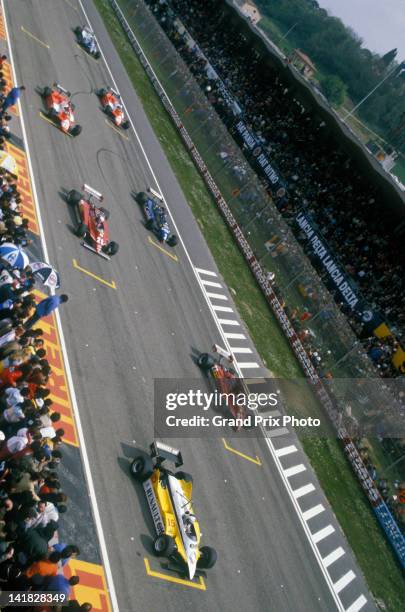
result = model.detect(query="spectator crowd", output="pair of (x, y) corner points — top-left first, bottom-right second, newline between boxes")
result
(0, 58), (91, 611)
(145, 0), (405, 378)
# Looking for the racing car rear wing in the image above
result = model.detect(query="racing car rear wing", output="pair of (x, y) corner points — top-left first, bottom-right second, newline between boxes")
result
(212, 343), (251, 393)
(212, 344), (234, 362)
(83, 184), (104, 202)
(148, 187), (164, 202)
(54, 83), (70, 96)
(150, 441), (183, 467)
(109, 87), (121, 99)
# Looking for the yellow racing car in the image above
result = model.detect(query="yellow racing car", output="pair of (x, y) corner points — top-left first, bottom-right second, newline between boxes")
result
(130, 441), (217, 579)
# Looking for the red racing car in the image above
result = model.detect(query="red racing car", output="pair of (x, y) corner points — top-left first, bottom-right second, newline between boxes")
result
(67, 184), (119, 259)
(96, 86), (130, 129)
(41, 83), (82, 136)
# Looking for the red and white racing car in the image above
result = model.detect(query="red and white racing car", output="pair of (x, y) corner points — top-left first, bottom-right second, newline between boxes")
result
(96, 87), (130, 129)
(67, 184), (119, 259)
(41, 83), (82, 136)
(197, 344), (247, 428)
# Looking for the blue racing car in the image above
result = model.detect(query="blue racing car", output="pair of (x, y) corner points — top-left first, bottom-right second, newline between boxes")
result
(74, 26), (100, 59)
(135, 189), (178, 247)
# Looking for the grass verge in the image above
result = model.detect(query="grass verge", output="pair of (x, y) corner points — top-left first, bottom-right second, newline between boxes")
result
(94, 1), (405, 608)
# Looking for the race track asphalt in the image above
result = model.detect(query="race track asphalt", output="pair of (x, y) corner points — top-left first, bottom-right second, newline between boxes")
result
(3, 1), (374, 611)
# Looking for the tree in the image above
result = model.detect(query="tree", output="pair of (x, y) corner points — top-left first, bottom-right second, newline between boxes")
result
(320, 74), (347, 106)
(381, 48), (397, 68)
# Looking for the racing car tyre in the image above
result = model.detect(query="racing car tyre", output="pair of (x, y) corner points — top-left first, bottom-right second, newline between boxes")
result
(197, 353), (215, 369)
(70, 125), (82, 137)
(153, 535), (176, 557)
(94, 51), (101, 60)
(43, 86), (52, 97)
(197, 546), (217, 569)
(175, 471), (193, 483)
(145, 219), (154, 230)
(136, 192), (148, 205)
(74, 26), (82, 36)
(130, 455), (153, 481)
(122, 120), (130, 130)
(67, 190), (82, 206)
(76, 223), (87, 238)
(98, 207), (110, 220)
(106, 241), (119, 256)
(167, 235), (178, 247)
(96, 88), (107, 97)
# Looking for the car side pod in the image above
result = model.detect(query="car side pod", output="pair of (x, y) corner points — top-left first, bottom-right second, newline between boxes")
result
(81, 242), (110, 261)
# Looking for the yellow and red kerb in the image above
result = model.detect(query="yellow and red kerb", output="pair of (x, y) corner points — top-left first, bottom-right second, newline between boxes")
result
(65, 560), (112, 612)
(4, 141), (40, 234)
(0, 10), (6, 41)
(32, 290), (79, 447)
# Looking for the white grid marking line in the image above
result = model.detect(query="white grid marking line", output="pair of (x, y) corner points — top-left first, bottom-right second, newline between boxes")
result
(346, 595), (367, 612)
(206, 292), (228, 301)
(293, 484), (316, 499)
(334, 570), (355, 594)
(211, 305), (234, 312)
(218, 318), (240, 326)
(275, 445), (297, 458)
(312, 525), (335, 544)
(302, 504), (325, 521)
(266, 427), (290, 438)
(200, 279), (222, 288)
(195, 267), (217, 277)
(224, 332), (246, 339)
(284, 464), (306, 478)
(323, 547), (345, 568)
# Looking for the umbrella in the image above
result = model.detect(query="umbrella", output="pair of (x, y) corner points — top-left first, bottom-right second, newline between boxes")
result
(29, 261), (61, 289)
(0, 150), (17, 176)
(0, 242), (29, 269)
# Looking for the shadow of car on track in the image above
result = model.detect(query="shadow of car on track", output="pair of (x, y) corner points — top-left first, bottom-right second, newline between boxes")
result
(59, 188), (79, 237)
(190, 345), (211, 378)
(130, 190), (151, 231)
(117, 451), (157, 556)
